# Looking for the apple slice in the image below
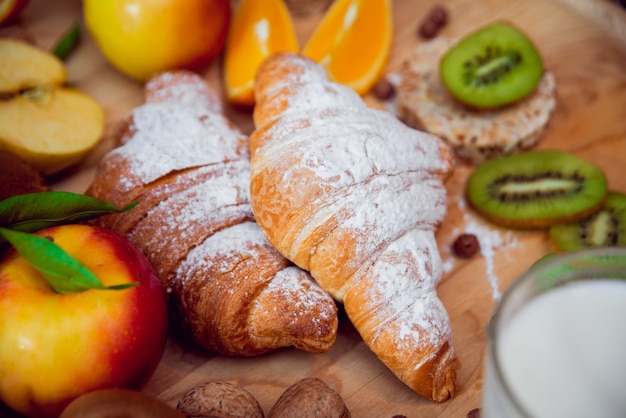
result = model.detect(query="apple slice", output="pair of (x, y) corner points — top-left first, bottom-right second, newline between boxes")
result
(0, 38), (66, 91)
(0, 38), (105, 175)
(0, 88), (104, 175)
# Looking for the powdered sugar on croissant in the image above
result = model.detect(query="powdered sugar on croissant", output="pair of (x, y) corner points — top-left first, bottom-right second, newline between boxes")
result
(249, 53), (456, 401)
(87, 71), (338, 357)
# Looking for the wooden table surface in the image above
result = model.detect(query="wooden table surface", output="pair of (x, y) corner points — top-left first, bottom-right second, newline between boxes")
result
(4, 0), (626, 416)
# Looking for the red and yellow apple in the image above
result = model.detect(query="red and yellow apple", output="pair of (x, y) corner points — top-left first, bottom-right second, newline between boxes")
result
(0, 224), (169, 418)
(84, 0), (232, 81)
(0, 0), (29, 26)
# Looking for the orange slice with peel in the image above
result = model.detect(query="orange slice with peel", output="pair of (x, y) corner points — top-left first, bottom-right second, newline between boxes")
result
(224, 0), (299, 107)
(302, 0), (393, 95)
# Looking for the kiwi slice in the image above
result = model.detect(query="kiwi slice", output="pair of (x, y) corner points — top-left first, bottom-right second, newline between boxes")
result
(466, 150), (608, 229)
(440, 21), (544, 108)
(549, 192), (626, 250)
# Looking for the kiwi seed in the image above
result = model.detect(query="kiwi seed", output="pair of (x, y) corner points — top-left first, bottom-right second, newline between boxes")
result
(549, 191), (626, 251)
(440, 21), (544, 108)
(466, 150), (608, 229)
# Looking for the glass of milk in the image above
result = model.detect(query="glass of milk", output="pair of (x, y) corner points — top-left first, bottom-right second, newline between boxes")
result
(481, 247), (626, 418)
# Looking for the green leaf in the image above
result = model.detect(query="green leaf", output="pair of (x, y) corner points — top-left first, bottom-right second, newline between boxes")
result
(52, 22), (81, 60)
(0, 191), (137, 242)
(0, 227), (138, 294)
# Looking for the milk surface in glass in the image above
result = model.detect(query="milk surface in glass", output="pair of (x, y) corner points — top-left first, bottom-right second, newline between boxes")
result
(481, 248), (626, 418)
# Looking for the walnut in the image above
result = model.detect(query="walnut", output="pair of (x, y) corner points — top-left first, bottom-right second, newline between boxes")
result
(176, 381), (264, 418)
(267, 378), (350, 418)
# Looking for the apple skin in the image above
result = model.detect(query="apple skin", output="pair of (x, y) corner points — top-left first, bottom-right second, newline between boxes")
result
(0, 0), (30, 27)
(84, 0), (231, 81)
(0, 224), (169, 418)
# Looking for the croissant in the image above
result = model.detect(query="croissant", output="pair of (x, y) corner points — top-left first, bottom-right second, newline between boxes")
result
(249, 53), (457, 401)
(86, 71), (338, 357)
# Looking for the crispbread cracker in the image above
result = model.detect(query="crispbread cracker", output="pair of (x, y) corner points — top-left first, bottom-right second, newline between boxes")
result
(396, 38), (556, 164)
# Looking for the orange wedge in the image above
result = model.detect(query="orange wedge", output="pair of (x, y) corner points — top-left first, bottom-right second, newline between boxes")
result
(223, 0), (299, 107)
(302, 0), (393, 95)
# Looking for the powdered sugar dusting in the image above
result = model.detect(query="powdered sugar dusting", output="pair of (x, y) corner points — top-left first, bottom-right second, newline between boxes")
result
(89, 71), (339, 355)
(112, 104), (246, 192)
(177, 222), (337, 342)
(254, 88), (451, 190)
(282, 81), (364, 117)
(109, 74), (247, 193)
(267, 267), (328, 310)
(362, 229), (451, 351)
(127, 163), (253, 280)
(263, 266), (335, 328)
(298, 177), (448, 298)
(145, 71), (222, 112)
(177, 222), (267, 282)
(259, 54), (328, 100)
(250, 54), (456, 382)
(252, 60), (453, 296)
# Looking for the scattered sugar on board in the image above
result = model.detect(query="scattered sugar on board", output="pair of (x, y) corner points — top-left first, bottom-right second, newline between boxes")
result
(443, 197), (518, 300)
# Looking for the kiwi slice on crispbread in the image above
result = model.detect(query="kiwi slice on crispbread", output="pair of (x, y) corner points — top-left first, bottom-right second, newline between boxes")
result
(466, 150), (608, 229)
(549, 191), (626, 250)
(440, 21), (544, 108)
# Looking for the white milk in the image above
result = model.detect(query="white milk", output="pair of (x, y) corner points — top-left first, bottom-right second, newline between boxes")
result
(484, 280), (626, 418)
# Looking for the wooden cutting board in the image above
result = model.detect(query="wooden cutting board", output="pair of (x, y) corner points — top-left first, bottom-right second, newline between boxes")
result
(5, 0), (626, 416)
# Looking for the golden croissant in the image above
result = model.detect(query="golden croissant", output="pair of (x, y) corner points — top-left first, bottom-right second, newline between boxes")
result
(87, 71), (338, 357)
(249, 52), (456, 401)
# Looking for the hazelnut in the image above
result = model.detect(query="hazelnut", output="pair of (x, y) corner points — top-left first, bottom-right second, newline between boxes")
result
(453, 233), (480, 258)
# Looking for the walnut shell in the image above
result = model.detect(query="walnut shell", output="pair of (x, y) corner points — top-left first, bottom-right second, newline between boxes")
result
(176, 381), (264, 418)
(267, 378), (350, 418)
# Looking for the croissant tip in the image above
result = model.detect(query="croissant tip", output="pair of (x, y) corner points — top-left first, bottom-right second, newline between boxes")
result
(426, 343), (458, 402)
(432, 377), (457, 403)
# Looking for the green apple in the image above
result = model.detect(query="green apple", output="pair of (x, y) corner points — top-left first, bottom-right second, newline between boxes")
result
(0, 224), (169, 418)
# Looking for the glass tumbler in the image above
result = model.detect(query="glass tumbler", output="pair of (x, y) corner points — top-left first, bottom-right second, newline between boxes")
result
(481, 247), (626, 418)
